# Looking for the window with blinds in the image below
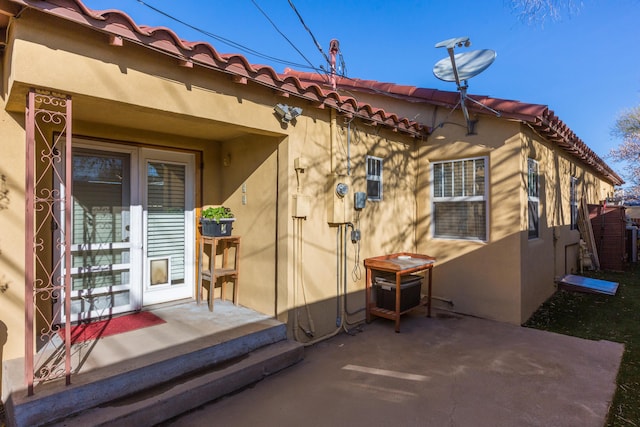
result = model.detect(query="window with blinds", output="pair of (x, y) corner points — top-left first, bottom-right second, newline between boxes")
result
(528, 158), (539, 239)
(147, 162), (186, 286)
(432, 157), (487, 240)
(366, 156), (383, 201)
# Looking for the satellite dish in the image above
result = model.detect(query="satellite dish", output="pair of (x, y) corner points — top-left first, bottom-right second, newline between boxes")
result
(435, 37), (471, 49)
(432, 37), (500, 135)
(433, 49), (497, 82)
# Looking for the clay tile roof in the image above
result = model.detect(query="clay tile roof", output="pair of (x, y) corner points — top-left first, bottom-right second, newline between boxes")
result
(283, 70), (623, 186)
(1, 0), (427, 138)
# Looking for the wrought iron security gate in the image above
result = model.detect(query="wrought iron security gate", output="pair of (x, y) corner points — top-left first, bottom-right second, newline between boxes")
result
(24, 89), (72, 395)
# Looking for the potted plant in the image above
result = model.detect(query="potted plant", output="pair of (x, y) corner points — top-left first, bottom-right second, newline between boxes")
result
(200, 206), (235, 236)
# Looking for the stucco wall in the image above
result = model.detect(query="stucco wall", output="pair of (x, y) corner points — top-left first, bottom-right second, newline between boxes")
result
(0, 11), (423, 359)
(0, 6), (621, 385)
(345, 89), (531, 323)
(6, 11), (288, 137)
(277, 108), (419, 338)
(0, 24), (28, 401)
(0, 106), (26, 365)
(337, 83), (618, 325)
(520, 128), (561, 323)
(414, 115), (524, 323)
(0, 13), (290, 374)
(519, 126), (615, 323)
(216, 134), (280, 317)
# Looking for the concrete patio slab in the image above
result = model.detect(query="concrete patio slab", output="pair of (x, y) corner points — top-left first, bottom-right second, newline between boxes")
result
(3, 301), (298, 426)
(163, 308), (624, 427)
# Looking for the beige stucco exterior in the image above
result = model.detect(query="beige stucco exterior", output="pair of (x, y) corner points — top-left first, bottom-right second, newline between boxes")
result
(345, 89), (615, 324)
(0, 4), (619, 397)
(0, 10), (420, 379)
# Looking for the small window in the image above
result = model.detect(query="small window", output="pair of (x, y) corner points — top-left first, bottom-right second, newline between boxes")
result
(570, 177), (578, 230)
(528, 158), (539, 239)
(366, 156), (383, 201)
(432, 157), (487, 241)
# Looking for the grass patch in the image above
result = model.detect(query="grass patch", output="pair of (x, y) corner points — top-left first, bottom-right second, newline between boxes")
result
(525, 265), (640, 426)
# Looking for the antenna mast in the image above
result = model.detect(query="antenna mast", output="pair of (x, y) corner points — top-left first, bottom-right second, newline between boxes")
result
(434, 37), (500, 134)
(329, 39), (340, 91)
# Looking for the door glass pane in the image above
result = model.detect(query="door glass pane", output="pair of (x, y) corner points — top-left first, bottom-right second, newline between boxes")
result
(70, 290), (130, 315)
(72, 155), (126, 242)
(70, 150), (131, 310)
(474, 159), (485, 196)
(147, 162), (186, 286)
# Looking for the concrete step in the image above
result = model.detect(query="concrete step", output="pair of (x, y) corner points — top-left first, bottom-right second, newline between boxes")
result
(47, 340), (303, 427)
(5, 322), (303, 427)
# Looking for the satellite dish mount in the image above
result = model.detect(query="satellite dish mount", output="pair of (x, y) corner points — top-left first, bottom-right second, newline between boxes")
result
(433, 37), (500, 135)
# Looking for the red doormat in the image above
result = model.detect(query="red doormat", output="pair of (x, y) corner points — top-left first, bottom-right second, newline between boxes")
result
(58, 311), (166, 344)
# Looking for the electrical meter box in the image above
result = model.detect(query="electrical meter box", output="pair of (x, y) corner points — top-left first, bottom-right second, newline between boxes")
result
(292, 194), (310, 218)
(326, 175), (352, 224)
(354, 191), (366, 210)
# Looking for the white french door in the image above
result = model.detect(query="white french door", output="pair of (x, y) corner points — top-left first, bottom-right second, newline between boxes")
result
(57, 142), (195, 322)
(141, 148), (195, 305)
(60, 144), (141, 321)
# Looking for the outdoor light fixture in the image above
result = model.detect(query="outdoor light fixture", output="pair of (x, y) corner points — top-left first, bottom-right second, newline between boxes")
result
(274, 103), (302, 123)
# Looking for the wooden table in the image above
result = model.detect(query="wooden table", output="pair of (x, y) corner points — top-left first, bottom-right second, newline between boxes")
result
(197, 235), (240, 311)
(364, 253), (436, 332)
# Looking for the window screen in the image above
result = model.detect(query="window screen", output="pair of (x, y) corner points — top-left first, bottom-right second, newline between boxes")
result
(366, 156), (383, 201)
(570, 176), (578, 230)
(432, 157), (487, 240)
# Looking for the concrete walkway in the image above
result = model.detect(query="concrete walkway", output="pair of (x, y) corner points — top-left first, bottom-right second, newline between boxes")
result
(161, 309), (624, 427)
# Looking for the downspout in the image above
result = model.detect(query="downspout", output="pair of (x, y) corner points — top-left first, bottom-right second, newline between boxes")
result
(275, 145), (279, 318)
(292, 217), (299, 340)
(347, 119), (351, 176)
(336, 226), (341, 326)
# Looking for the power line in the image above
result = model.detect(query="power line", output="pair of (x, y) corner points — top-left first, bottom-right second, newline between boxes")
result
(250, 0), (324, 75)
(287, 0), (331, 68)
(134, 0), (314, 70)
(338, 51), (347, 77)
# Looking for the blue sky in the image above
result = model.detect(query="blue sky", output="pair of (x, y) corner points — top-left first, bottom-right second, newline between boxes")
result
(83, 0), (640, 179)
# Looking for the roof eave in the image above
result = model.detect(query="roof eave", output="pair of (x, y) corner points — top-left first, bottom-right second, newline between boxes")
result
(4, 0), (428, 139)
(282, 69), (623, 186)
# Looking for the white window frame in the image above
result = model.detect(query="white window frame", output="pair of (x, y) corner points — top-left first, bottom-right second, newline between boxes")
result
(54, 139), (142, 323)
(366, 155), (383, 201)
(528, 158), (540, 239)
(570, 176), (578, 230)
(141, 148), (195, 305)
(431, 156), (489, 241)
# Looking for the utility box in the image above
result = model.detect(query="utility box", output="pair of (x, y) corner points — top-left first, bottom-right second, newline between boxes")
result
(292, 194), (310, 218)
(326, 175), (351, 224)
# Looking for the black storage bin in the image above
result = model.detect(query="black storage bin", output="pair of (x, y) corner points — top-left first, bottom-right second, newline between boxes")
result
(374, 274), (422, 311)
(201, 218), (234, 237)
